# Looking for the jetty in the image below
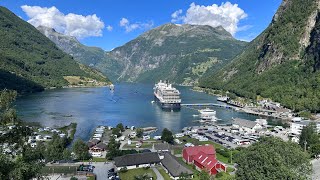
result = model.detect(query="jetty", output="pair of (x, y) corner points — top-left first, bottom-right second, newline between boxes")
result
(181, 103), (236, 109)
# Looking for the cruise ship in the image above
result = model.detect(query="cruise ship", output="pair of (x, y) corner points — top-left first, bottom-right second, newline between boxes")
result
(153, 80), (181, 110)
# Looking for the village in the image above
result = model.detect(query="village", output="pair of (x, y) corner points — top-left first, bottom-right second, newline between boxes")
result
(17, 111), (316, 180)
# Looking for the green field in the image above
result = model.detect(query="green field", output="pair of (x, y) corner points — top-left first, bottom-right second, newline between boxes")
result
(41, 166), (78, 174)
(119, 168), (156, 180)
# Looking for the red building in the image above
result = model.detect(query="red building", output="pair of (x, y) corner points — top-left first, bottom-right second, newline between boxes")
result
(182, 145), (226, 175)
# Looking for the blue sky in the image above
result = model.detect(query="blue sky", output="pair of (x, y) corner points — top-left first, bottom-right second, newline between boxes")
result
(0, 0), (282, 51)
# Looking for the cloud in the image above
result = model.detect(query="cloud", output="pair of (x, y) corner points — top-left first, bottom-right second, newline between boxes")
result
(21, 5), (105, 39)
(171, 9), (183, 23)
(119, 17), (154, 32)
(171, 2), (247, 35)
(106, 25), (113, 31)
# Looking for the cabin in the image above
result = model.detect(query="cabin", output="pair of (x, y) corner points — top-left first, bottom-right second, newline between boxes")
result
(114, 152), (160, 171)
(182, 145), (226, 175)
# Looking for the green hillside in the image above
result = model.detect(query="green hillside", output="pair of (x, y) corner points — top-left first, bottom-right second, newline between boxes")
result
(0, 6), (110, 93)
(200, 0), (320, 112)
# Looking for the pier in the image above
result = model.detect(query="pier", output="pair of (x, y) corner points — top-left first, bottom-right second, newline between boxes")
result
(181, 103), (237, 109)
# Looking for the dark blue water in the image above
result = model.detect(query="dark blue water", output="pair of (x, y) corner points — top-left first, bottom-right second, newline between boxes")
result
(15, 83), (260, 140)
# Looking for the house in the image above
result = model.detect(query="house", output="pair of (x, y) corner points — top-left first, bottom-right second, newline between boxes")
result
(232, 118), (262, 134)
(114, 152), (161, 170)
(161, 153), (193, 179)
(87, 139), (101, 148)
(153, 143), (171, 152)
(182, 145), (226, 175)
(153, 143), (171, 159)
(183, 145), (215, 163)
(290, 120), (320, 135)
(90, 142), (107, 152)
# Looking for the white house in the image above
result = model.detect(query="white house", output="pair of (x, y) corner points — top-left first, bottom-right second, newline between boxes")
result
(290, 121), (320, 135)
(232, 118), (263, 134)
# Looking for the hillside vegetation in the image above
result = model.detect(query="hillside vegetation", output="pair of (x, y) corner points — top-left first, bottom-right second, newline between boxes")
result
(0, 6), (110, 93)
(200, 0), (320, 112)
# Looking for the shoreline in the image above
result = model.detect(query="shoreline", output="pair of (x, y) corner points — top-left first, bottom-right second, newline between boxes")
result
(191, 86), (292, 121)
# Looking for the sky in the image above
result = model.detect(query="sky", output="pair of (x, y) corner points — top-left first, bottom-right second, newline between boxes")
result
(0, 0), (282, 51)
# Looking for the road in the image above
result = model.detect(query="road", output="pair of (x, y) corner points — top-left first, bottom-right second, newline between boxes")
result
(152, 167), (164, 180)
(312, 158), (320, 180)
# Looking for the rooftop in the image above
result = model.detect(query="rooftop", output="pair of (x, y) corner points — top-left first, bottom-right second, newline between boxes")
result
(233, 118), (258, 129)
(114, 152), (160, 167)
(161, 153), (193, 177)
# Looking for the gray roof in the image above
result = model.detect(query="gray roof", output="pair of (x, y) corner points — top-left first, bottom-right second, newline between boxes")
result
(233, 118), (258, 129)
(154, 143), (171, 151)
(294, 120), (320, 126)
(114, 152), (160, 167)
(161, 153), (193, 177)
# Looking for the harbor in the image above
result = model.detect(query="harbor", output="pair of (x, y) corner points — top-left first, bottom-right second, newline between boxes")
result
(16, 83), (264, 140)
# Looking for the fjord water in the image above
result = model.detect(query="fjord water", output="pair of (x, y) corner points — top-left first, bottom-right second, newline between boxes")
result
(15, 83), (259, 140)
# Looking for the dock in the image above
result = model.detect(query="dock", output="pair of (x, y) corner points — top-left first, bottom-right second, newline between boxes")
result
(181, 103), (236, 109)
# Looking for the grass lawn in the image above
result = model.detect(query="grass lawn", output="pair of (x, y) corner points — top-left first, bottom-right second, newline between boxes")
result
(41, 166), (78, 174)
(119, 168), (156, 180)
(123, 142), (153, 149)
(157, 167), (171, 180)
(83, 157), (108, 162)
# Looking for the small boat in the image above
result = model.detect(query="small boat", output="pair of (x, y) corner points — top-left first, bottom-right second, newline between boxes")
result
(217, 96), (229, 102)
(199, 108), (216, 120)
(192, 114), (199, 117)
(110, 84), (115, 91)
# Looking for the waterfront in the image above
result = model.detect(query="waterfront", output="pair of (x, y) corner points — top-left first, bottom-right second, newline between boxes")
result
(15, 83), (263, 140)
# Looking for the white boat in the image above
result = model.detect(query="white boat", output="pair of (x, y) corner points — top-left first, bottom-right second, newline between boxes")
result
(217, 96), (229, 102)
(199, 108), (216, 120)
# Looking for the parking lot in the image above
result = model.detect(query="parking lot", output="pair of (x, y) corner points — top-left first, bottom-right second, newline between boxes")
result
(91, 162), (114, 180)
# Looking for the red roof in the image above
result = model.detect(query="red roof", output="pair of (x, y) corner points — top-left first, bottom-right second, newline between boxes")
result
(184, 145), (216, 156)
(193, 151), (218, 170)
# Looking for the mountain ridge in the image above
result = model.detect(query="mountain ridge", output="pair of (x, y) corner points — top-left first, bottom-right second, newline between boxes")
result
(41, 22), (247, 85)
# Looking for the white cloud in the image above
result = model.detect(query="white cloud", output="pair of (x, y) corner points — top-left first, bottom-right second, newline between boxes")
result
(119, 17), (154, 32)
(171, 9), (183, 23)
(106, 25), (113, 31)
(21, 5), (105, 39)
(171, 2), (247, 35)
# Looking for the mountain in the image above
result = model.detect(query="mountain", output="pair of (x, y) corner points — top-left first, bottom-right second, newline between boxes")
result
(199, 0), (320, 112)
(37, 26), (122, 81)
(0, 6), (110, 93)
(107, 23), (247, 85)
(39, 23), (247, 85)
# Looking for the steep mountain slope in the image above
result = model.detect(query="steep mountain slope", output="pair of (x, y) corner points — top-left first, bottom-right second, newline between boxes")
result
(40, 23), (247, 85)
(0, 6), (110, 93)
(108, 23), (247, 85)
(37, 26), (122, 81)
(200, 0), (320, 112)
